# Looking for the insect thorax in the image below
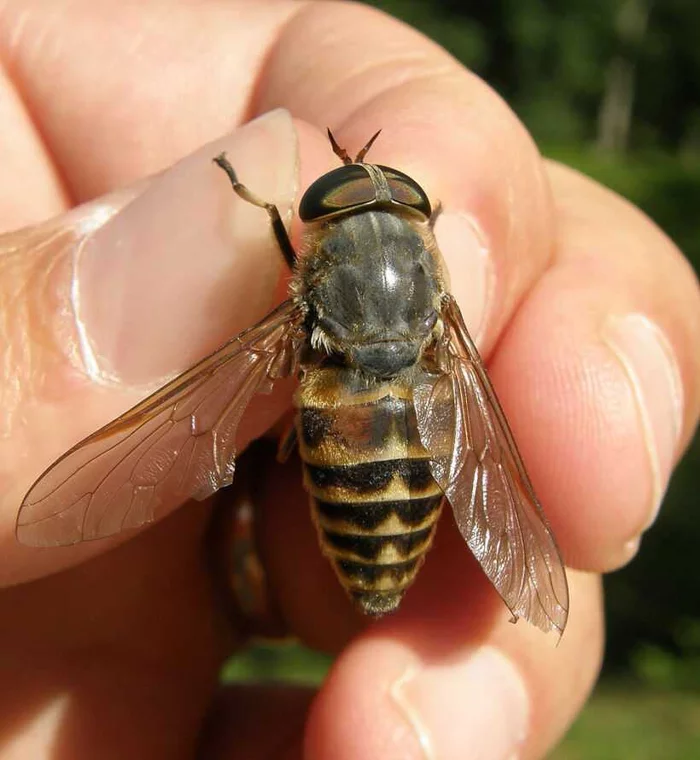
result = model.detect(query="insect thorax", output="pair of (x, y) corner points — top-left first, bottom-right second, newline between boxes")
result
(296, 210), (444, 379)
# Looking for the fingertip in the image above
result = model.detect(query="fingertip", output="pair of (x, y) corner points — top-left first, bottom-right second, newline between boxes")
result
(306, 569), (603, 760)
(486, 161), (699, 573)
(306, 635), (530, 760)
(305, 639), (425, 760)
(486, 279), (657, 570)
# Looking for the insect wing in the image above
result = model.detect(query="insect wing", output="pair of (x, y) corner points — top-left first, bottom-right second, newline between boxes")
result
(17, 300), (303, 547)
(413, 296), (569, 634)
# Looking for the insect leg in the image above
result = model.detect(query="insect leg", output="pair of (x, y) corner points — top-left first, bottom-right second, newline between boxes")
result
(213, 153), (296, 270)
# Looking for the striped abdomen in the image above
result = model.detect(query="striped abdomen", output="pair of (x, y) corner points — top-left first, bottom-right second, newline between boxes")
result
(295, 367), (443, 616)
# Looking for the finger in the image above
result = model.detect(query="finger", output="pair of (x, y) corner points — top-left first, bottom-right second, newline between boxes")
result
(0, 502), (230, 760)
(487, 163), (700, 571)
(304, 542), (603, 760)
(0, 0), (303, 202)
(0, 111), (300, 584)
(0, 62), (68, 229)
(199, 684), (312, 760)
(250, 446), (365, 652)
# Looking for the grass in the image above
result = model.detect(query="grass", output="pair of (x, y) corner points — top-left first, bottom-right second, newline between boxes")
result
(553, 683), (700, 760)
(543, 147), (700, 271)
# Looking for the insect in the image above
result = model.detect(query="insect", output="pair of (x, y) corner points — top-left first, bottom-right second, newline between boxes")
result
(16, 129), (569, 634)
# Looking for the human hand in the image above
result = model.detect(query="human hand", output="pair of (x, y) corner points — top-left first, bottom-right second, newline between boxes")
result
(1, 2), (698, 758)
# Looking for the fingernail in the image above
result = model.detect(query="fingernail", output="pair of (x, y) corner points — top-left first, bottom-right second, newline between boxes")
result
(391, 647), (529, 760)
(603, 314), (684, 530)
(74, 108), (298, 385)
(434, 211), (494, 348)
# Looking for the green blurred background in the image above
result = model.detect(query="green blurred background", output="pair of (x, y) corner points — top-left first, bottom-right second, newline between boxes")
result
(226, 1), (700, 756)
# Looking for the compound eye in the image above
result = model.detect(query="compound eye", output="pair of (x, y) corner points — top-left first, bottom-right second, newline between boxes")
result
(299, 165), (375, 221)
(379, 166), (432, 218)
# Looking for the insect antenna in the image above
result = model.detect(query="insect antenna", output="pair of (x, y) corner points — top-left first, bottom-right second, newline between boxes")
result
(327, 128), (352, 165)
(326, 128), (382, 164)
(354, 129), (382, 163)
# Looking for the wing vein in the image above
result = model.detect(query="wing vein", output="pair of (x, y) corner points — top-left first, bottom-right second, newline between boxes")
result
(16, 300), (304, 546)
(413, 295), (569, 634)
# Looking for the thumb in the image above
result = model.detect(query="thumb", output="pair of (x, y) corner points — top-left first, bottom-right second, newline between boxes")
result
(0, 108), (298, 584)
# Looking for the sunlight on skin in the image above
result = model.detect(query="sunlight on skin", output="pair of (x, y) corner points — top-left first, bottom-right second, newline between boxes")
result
(1, 694), (70, 759)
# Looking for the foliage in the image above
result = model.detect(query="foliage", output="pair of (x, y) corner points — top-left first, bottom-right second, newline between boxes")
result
(222, 641), (331, 686)
(368, 0), (700, 153)
(552, 684), (700, 759)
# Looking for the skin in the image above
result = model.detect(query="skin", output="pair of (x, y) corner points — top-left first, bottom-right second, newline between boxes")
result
(0, 1), (698, 758)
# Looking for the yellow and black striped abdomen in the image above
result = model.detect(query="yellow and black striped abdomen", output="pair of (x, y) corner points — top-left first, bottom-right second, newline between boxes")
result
(295, 368), (443, 616)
